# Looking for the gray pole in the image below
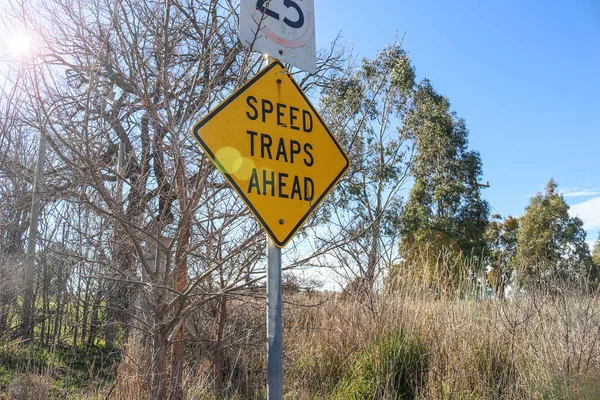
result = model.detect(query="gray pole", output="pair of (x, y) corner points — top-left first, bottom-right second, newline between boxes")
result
(264, 54), (283, 399)
(22, 130), (47, 339)
(266, 235), (283, 399)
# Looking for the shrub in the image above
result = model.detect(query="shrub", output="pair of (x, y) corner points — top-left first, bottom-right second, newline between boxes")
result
(6, 373), (50, 400)
(331, 329), (428, 400)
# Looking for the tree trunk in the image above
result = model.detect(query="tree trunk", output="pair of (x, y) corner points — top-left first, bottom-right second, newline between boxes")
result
(106, 141), (126, 350)
(104, 298), (115, 350)
(141, 234), (172, 399)
(74, 269), (81, 347)
(149, 324), (170, 400)
(169, 164), (189, 400)
(52, 263), (63, 344)
(213, 296), (227, 397)
(80, 277), (91, 348)
(87, 290), (102, 347)
(365, 190), (382, 289)
(0, 297), (7, 337)
(41, 253), (48, 344)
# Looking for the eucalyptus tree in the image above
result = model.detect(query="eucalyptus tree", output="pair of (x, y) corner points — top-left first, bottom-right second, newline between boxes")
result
(397, 80), (489, 293)
(593, 234), (600, 269)
(317, 44), (416, 293)
(516, 179), (592, 289)
(485, 214), (518, 298)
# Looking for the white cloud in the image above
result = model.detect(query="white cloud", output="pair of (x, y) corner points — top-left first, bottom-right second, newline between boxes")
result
(563, 191), (600, 197)
(569, 197), (600, 231)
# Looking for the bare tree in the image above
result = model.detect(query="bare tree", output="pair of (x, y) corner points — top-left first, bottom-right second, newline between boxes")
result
(0, 61), (38, 337)
(2, 0), (348, 397)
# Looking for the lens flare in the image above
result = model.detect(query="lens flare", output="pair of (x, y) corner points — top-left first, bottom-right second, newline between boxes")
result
(7, 33), (34, 59)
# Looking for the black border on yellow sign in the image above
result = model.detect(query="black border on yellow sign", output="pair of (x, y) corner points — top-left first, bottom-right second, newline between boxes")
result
(191, 61), (350, 247)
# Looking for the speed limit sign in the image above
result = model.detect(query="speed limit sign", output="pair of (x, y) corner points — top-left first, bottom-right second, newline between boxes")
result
(240, 0), (316, 73)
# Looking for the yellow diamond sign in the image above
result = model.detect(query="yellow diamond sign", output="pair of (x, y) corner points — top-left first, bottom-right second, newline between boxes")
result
(192, 61), (349, 247)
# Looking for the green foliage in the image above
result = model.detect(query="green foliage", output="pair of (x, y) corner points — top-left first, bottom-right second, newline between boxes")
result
(485, 214), (519, 297)
(392, 230), (469, 296)
(516, 179), (593, 288)
(331, 330), (429, 400)
(464, 341), (518, 399)
(291, 344), (349, 398)
(323, 44), (415, 215)
(320, 44), (417, 286)
(398, 80), (489, 286)
(432, 340), (520, 400)
(593, 233), (600, 269)
(0, 341), (119, 397)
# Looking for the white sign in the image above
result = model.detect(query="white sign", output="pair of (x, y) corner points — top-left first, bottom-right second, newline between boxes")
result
(239, 0), (316, 73)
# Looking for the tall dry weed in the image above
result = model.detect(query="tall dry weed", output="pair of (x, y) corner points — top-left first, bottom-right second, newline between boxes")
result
(279, 283), (600, 399)
(108, 268), (600, 399)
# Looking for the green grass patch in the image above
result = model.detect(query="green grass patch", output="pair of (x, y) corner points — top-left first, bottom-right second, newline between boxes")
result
(0, 340), (120, 398)
(330, 329), (429, 400)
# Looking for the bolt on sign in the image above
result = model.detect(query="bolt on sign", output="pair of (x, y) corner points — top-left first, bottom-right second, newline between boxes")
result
(192, 61), (349, 247)
(240, 0), (316, 73)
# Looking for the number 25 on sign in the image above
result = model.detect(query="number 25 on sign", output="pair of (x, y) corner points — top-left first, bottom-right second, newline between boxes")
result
(255, 0), (304, 28)
(239, 0), (316, 73)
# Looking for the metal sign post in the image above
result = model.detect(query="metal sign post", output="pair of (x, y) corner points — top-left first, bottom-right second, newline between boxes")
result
(265, 54), (282, 400)
(266, 235), (283, 399)
(193, 3), (329, 397)
(191, 61), (349, 398)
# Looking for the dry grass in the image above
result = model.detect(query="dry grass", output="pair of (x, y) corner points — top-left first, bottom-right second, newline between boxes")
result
(276, 286), (600, 399)
(6, 279), (600, 399)
(151, 276), (596, 399)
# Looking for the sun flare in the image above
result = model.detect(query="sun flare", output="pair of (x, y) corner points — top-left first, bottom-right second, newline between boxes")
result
(7, 33), (34, 59)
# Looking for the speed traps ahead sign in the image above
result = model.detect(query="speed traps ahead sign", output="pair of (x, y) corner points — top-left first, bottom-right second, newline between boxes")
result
(240, 0), (316, 73)
(192, 61), (349, 247)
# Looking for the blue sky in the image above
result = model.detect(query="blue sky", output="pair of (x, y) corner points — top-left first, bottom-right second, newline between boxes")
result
(315, 0), (600, 245)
